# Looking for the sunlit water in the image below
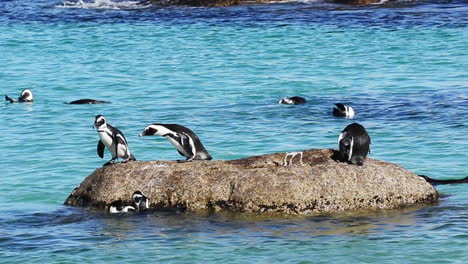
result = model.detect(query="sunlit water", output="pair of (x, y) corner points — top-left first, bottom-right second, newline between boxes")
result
(0, 0), (466, 263)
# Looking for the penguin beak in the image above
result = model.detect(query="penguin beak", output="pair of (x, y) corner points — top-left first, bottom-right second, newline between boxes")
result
(138, 132), (144, 137)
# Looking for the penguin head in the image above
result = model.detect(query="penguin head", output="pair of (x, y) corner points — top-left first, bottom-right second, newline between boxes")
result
(139, 124), (162, 137)
(333, 103), (354, 118)
(334, 103), (346, 113)
(278, 97), (293, 104)
(132, 191), (149, 212)
(94, 115), (107, 129)
(20, 89), (33, 102)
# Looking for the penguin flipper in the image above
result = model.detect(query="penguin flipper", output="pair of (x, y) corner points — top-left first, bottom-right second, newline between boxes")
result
(180, 133), (194, 158)
(97, 140), (105, 158)
(176, 149), (186, 158)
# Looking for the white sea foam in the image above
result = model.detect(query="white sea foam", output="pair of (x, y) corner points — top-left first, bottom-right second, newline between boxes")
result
(57, 0), (150, 10)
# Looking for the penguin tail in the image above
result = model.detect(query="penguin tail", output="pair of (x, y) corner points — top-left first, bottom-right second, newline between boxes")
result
(129, 154), (136, 161)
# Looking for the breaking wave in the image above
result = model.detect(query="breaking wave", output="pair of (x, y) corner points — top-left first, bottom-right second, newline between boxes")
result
(56, 0), (151, 10)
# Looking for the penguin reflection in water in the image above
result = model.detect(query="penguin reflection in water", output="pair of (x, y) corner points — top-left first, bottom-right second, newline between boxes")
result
(93, 115), (136, 166)
(5, 89), (33, 103)
(338, 123), (371, 166)
(139, 123), (212, 161)
(109, 191), (149, 214)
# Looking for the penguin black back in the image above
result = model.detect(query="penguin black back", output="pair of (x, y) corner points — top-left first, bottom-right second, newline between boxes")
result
(278, 96), (307, 105)
(338, 123), (371, 166)
(68, 99), (110, 104)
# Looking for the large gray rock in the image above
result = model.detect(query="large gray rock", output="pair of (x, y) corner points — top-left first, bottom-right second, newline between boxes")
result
(64, 149), (438, 214)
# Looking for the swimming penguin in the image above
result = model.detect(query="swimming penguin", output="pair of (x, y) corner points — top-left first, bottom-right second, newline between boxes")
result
(139, 123), (212, 161)
(338, 123), (371, 166)
(418, 175), (468, 185)
(5, 89), (33, 103)
(93, 115), (136, 166)
(68, 99), (110, 104)
(278, 96), (307, 105)
(333, 103), (355, 118)
(109, 191), (150, 214)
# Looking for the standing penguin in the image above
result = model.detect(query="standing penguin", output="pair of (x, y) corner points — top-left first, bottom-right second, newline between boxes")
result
(139, 123), (212, 161)
(333, 103), (355, 118)
(5, 89), (34, 103)
(93, 115), (136, 166)
(338, 123), (371, 166)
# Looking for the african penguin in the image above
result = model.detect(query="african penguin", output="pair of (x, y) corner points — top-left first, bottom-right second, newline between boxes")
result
(139, 123), (212, 161)
(109, 191), (150, 214)
(93, 115), (136, 166)
(68, 99), (110, 104)
(278, 96), (307, 105)
(418, 175), (468, 185)
(338, 123), (371, 166)
(333, 103), (355, 118)
(5, 89), (33, 103)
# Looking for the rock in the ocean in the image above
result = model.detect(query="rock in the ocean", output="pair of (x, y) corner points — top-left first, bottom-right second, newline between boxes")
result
(64, 149), (438, 214)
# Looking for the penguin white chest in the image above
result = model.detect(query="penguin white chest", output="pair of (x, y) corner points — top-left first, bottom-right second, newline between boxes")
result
(98, 130), (116, 156)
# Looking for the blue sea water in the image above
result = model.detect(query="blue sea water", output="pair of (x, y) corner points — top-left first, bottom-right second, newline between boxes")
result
(0, 0), (467, 262)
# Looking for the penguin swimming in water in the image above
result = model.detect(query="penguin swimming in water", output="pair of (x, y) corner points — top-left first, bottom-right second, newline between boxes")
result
(68, 99), (110, 104)
(109, 191), (150, 214)
(93, 115), (136, 166)
(333, 103), (355, 118)
(338, 123), (371, 166)
(139, 123), (212, 161)
(5, 89), (33, 103)
(418, 175), (468, 185)
(278, 96), (307, 105)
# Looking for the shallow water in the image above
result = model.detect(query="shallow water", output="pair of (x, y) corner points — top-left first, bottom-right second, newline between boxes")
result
(0, 0), (467, 263)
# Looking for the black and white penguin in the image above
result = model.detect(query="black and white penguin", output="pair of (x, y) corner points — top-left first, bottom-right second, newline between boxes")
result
(93, 115), (136, 166)
(109, 191), (150, 214)
(338, 123), (371, 166)
(5, 89), (33, 103)
(139, 123), (212, 161)
(278, 96), (307, 105)
(333, 103), (355, 118)
(68, 99), (110, 104)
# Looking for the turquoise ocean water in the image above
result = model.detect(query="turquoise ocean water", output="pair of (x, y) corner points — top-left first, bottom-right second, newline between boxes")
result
(0, 0), (467, 262)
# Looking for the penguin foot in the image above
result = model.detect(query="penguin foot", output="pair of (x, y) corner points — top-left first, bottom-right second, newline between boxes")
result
(103, 158), (117, 166)
(5, 95), (14, 103)
(122, 158), (135, 163)
(176, 160), (192, 163)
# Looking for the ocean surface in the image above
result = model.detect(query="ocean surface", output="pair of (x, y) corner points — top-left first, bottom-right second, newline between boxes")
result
(0, 0), (467, 262)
